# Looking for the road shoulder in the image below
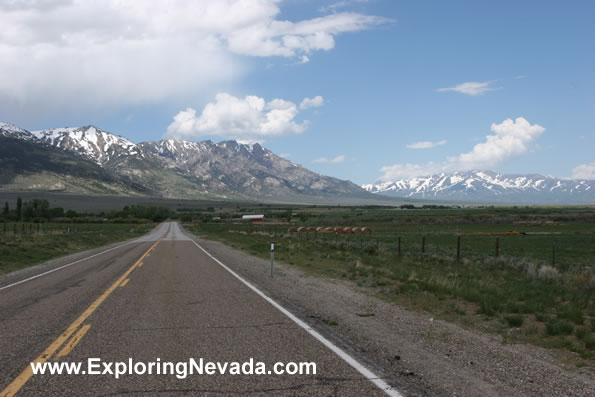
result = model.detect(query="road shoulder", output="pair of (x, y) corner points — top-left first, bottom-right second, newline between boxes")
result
(189, 233), (595, 397)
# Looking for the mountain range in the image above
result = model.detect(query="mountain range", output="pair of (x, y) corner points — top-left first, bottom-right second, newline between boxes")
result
(0, 122), (375, 204)
(1, 121), (592, 204)
(362, 170), (594, 204)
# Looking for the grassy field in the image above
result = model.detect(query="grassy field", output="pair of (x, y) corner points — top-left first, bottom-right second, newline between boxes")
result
(0, 222), (153, 275)
(185, 206), (595, 365)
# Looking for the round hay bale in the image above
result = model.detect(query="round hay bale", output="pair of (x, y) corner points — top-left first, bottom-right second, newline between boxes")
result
(297, 227), (307, 233)
(324, 227), (335, 234)
(342, 227), (353, 234)
(287, 227), (298, 233)
(361, 227), (372, 234)
(307, 227), (317, 233)
(351, 227), (362, 234)
(316, 227), (325, 233)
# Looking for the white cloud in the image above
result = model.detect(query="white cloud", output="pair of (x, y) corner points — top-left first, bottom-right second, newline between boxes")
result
(320, 0), (369, 13)
(166, 93), (311, 140)
(571, 163), (595, 180)
(300, 96), (324, 110)
(313, 155), (345, 163)
(380, 117), (545, 180)
(437, 81), (499, 96)
(406, 139), (446, 149)
(0, 0), (388, 116)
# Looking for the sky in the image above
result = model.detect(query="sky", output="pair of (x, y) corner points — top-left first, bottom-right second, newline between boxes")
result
(0, 0), (593, 184)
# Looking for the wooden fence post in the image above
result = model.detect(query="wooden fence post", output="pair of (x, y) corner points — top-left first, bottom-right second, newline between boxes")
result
(495, 237), (499, 258)
(421, 236), (425, 253)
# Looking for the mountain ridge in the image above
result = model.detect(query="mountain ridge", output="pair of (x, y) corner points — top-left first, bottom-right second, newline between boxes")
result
(0, 122), (377, 204)
(362, 170), (594, 204)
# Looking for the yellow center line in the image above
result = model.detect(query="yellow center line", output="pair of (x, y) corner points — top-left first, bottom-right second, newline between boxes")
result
(55, 324), (91, 359)
(137, 261), (144, 268)
(0, 238), (161, 397)
(119, 278), (130, 287)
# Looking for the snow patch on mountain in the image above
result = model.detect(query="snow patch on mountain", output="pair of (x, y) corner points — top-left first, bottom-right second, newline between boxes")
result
(362, 171), (595, 204)
(31, 126), (137, 165)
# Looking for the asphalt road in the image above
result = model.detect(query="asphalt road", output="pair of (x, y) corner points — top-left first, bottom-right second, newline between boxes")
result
(0, 222), (398, 396)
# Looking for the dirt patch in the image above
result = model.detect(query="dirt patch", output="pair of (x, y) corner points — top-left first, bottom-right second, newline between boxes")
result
(192, 234), (595, 396)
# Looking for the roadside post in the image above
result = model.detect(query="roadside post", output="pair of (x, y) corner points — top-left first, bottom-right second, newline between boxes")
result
(270, 241), (275, 278)
(495, 237), (499, 257)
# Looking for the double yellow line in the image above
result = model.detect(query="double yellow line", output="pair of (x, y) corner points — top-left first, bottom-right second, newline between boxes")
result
(0, 239), (161, 397)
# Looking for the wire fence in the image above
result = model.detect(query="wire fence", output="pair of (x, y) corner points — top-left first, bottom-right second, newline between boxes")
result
(201, 222), (595, 271)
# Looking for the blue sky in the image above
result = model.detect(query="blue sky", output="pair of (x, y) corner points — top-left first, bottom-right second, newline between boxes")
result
(1, 0), (593, 184)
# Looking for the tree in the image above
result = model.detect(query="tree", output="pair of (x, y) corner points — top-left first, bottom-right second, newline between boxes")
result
(16, 197), (22, 221)
(3, 201), (8, 219)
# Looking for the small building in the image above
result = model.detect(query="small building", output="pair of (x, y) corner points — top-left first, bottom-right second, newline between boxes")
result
(242, 214), (264, 222)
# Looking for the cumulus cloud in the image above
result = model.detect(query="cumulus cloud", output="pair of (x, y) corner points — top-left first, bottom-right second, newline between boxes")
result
(0, 0), (388, 117)
(167, 93), (317, 140)
(313, 155), (345, 163)
(300, 96), (324, 110)
(406, 139), (446, 149)
(380, 117), (545, 180)
(437, 81), (499, 96)
(571, 163), (595, 180)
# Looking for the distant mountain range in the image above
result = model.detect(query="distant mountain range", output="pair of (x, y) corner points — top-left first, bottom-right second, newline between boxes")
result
(2, 122), (592, 205)
(362, 170), (594, 204)
(0, 122), (375, 204)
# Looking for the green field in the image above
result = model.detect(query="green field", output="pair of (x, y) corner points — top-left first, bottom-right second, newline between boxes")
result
(0, 222), (153, 275)
(186, 206), (595, 365)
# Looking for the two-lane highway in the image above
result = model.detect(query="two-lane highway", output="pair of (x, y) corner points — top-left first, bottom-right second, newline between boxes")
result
(1, 222), (399, 396)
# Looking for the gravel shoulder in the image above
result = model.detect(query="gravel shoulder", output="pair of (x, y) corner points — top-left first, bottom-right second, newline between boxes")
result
(192, 233), (595, 397)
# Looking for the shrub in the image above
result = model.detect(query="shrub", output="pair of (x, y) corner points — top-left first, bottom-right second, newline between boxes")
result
(537, 265), (559, 281)
(546, 319), (574, 336)
(505, 314), (524, 327)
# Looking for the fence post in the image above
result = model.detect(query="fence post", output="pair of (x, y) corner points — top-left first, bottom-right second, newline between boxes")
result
(552, 240), (556, 266)
(3, 221), (6, 234)
(456, 236), (461, 262)
(14, 223), (17, 234)
(495, 237), (499, 258)
(421, 236), (425, 253)
(21, 223), (24, 233)
(397, 236), (401, 256)
(270, 241), (275, 278)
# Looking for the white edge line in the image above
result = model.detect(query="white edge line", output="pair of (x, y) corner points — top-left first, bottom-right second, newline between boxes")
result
(0, 240), (136, 292)
(0, 223), (171, 292)
(190, 239), (403, 397)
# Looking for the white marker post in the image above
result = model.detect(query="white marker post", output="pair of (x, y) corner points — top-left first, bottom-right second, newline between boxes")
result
(270, 241), (275, 278)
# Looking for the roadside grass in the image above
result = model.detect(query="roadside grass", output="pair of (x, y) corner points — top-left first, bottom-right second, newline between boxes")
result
(186, 212), (595, 365)
(0, 223), (153, 275)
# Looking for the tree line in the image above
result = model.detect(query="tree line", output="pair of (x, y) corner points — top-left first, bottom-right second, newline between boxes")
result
(2, 197), (172, 223)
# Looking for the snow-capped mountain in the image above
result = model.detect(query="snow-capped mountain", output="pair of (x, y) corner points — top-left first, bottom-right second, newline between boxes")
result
(31, 126), (139, 166)
(0, 122), (37, 141)
(362, 171), (594, 204)
(0, 122), (372, 202)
